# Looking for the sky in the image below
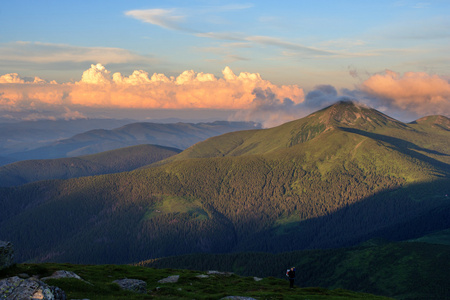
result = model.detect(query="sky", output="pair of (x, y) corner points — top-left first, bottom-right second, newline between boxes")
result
(0, 0), (449, 126)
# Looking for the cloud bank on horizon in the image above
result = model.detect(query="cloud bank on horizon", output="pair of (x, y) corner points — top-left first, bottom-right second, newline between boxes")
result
(1, 65), (449, 127)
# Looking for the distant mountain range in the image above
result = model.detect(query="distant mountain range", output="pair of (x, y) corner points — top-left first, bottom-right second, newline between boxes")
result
(0, 120), (261, 163)
(0, 101), (449, 268)
(0, 144), (181, 187)
(0, 119), (134, 159)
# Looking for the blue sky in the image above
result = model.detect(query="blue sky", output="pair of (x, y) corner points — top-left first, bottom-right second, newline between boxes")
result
(0, 0), (449, 123)
(1, 0), (448, 86)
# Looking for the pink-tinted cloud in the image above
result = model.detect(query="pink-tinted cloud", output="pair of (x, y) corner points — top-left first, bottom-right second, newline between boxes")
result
(0, 73), (25, 83)
(3, 65), (448, 124)
(361, 70), (450, 116)
(0, 64), (304, 115)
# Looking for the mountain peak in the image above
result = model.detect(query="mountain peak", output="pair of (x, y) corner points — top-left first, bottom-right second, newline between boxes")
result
(311, 100), (406, 131)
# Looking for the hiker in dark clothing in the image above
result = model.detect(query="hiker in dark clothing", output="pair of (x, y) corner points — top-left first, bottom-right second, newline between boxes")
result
(286, 267), (295, 288)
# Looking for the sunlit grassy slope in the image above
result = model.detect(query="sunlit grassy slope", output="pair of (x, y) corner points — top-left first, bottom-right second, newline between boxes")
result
(140, 240), (450, 300)
(0, 263), (394, 300)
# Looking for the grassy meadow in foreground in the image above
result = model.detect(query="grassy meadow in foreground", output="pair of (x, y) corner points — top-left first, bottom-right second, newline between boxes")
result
(1, 263), (393, 300)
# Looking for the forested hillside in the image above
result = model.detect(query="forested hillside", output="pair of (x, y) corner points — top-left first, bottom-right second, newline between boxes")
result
(0, 144), (181, 187)
(0, 101), (449, 266)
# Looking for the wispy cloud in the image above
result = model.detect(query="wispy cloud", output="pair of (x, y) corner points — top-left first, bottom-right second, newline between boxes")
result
(0, 41), (155, 66)
(125, 6), (361, 58)
(125, 9), (187, 31)
(196, 32), (339, 57)
(245, 35), (334, 56)
(200, 3), (254, 13)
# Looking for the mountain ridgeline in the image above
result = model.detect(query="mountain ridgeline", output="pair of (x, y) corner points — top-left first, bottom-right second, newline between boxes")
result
(0, 101), (449, 266)
(0, 144), (181, 187)
(5, 120), (261, 161)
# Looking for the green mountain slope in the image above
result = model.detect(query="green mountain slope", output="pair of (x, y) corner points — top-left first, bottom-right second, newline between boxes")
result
(167, 102), (449, 170)
(139, 241), (450, 300)
(0, 144), (181, 187)
(0, 101), (449, 265)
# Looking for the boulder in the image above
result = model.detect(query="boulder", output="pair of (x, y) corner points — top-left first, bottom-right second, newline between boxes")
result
(207, 270), (233, 276)
(157, 275), (180, 283)
(112, 278), (147, 294)
(0, 276), (66, 300)
(42, 270), (83, 281)
(0, 241), (14, 270)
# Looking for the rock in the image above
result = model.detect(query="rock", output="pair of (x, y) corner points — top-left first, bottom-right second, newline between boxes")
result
(42, 270), (83, 281)
(0, 276), (66, 300)
(196, 274), (209, 278)
(253, 277), (263, 281)
(207, 270), (233, 276)
(49, 285), (66, 299)
(0, 241), (14, 270)
(112, 278), (147, 294)
(157, 275), (180, 283)
(220, 297), (258, 300)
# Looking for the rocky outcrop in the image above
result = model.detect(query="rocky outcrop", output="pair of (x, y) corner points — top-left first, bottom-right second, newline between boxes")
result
(207, 270), (234, 276)
(0, 276), (66, 300)
(0, 241), (14, 270)
(41, 270), (83, 281)
(112, 278), (147, 293)
(157, 275), (180, 283)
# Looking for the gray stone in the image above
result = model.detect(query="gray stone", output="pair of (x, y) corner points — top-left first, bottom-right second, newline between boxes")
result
(157, 275), (180, 283)
(42, 270), (83, 281)
(253, 277), (263, 281)
(196, 274), (209, 278)
(0, 241), (14, 270)
(0, 276), (66, 300)
(207, 270), (233, 276)
(113, 278), (147, 294)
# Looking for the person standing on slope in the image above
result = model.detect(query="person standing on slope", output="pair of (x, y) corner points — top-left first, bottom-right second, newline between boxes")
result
(286, 267), (296, 288)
